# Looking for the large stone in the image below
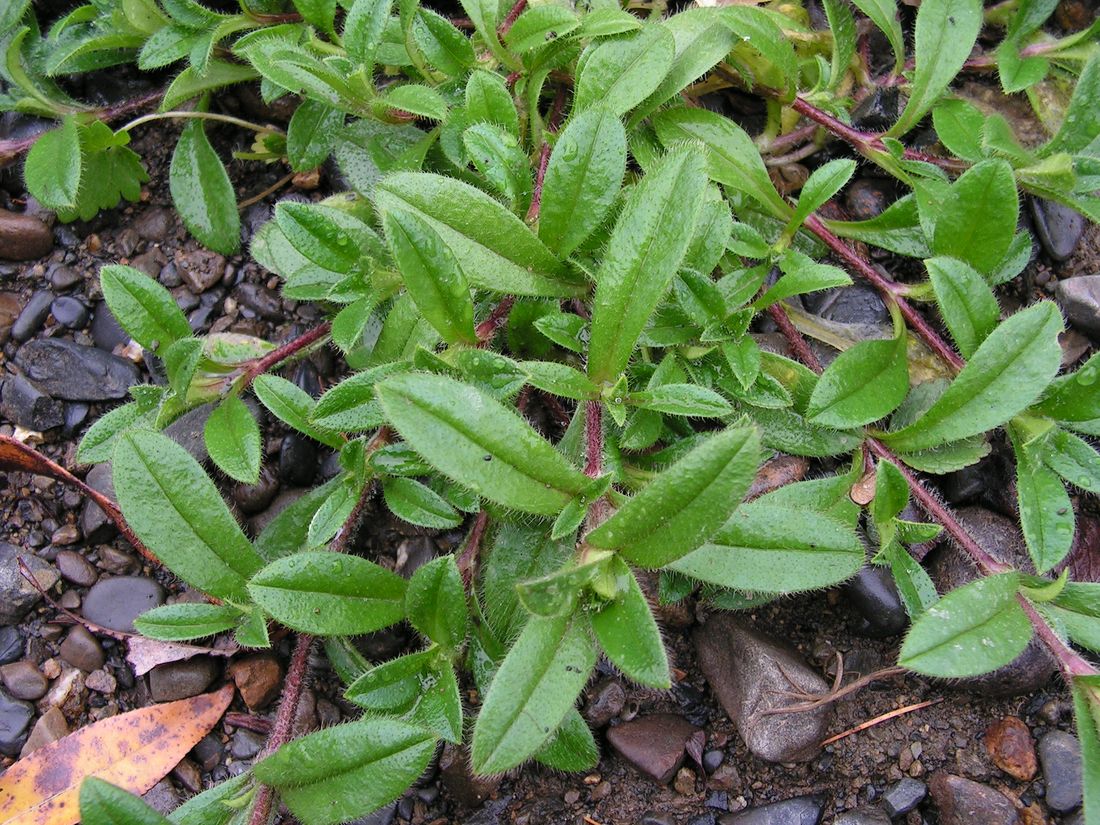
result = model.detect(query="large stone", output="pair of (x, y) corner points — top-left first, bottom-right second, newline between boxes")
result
(606, 714), (699, 784)
(15, 338), (140, 401)
(0, 543), (59, 626)
(82, 576), (166, 632)
(0, 688), (34, 756)
(1056, 275), (1100, 338)
(927, 773), (1019, 825)
(0, 207), (52, 261)
(718, 795), (824, 825)
(0, 374), (64, 431)
(694, 614), (831, 762)
(927, 507), (1056, 695)
(1031, 199), (1085, 262)
(1038, 730), (1082, 812)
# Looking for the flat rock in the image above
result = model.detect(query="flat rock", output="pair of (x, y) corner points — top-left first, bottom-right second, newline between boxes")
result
(148, 657), (220, 702)
(984, 716), (1037, 781)
(0, 543), (59, 625)
(82, 576), (165, 632)
(881, 778), (926, 817)
(1056, 275), (1100, 338)
(0, 688), (34, 756)
(0, 374), (64, 430)
(927, 773), (1019, 825)
(1031, 199), (1085, 262)
(607, 714), (699, 784)
(928, 507), (1056, 695)
(1038, 730), (1082, 812)
(0, 207), (53, 261)
(15, 338), (140, 401)
(718, 795), (824, 825)
(20, 705), (69, 757)
(694, 614), (831, 762)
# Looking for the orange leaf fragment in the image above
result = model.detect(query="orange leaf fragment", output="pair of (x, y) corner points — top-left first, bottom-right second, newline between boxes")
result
(0, 684), (233, 825)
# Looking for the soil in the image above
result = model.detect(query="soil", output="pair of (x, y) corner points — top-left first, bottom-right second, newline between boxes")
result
(1, 70), (1100, 825)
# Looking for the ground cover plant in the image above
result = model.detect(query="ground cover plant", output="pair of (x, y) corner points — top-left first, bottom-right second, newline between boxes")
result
(3, 0), (1100, 822)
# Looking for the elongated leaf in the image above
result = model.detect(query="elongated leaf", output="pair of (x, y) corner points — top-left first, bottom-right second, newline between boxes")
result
(471, 610), (596, 774)
(384, 207), (476, 344)
(587, 426), (759, 566)
(882, 303), (1063, 453)
(899, 572), (1032, 677)
(573, 25), (675, 116)
(669, 501), (864, 593)
(932, 159), (1019, 274)
(630, 384), (731, 417)
(505, 5), (579, 53)
(113, 430), (263, 601)
(383, 477), (462, 529)
(24, 116), (81, 211)
(373, 173), (580, 296)
(376, 372), (588, 515)
(0, 686), (232, 825)
(275, 201), (373, 274)
(539, 107), (627, 258)
(169, 119), (240, 255)
(927, 256), (999, 358)
(203, 395), (261, 484)
(588, 146), (707, 382)
(99, 265), (190, 354)
(718, 6), (799, 99)
(822, 0), (856, 90)
(287, 99), (343, 171)
(521, 361), (599, 400)
(344, 0), (392, 66)
(134, 603), (244, 642)
(1010, 426), (1074, 574)
(887, 0), (982, 137)
(406, 555), (467, 650)
(1044, 428), (1100, 494)
(412, 8), (475, 76)
(254, 718), (436, 825)
(789, 158), (856, 231)
(78, 402), (148, 464)
(535, 708), (598, 772)
(248, 551), (407, 635)
(1044, 52), (1100, 156)
(591, 562), (670, 688)
(80, 778), (172, 825)
(806, 334), (908, 429)
(253, 374), (343, 448)
(1033, 352), (1100, 426)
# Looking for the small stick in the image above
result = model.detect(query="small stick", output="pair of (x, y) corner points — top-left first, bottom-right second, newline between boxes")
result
(238, 171), (296, 211)
(762, 665), (908, 715)
(18, 558), (134, 641)
(820, 698), (942, 747)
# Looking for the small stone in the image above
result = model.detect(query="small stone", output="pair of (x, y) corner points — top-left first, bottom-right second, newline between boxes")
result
(0, 660), (47, 700)
(231, 465), (280, 515)
(0, 207), (53, 261)
(237, 282), (283, 320)
(15, 338), (141, 401)
(1056, 275), (1100, 338)
(230, 728), (265, 760)
(718, 795), (824, 825)
(0, 627), (23, 664)
(0, 543), (59, 625)
(1038, 730), (1082, 812)
(96, 545), (139, 576)
(881, 778), (926, 817)
(584, 678), (626, 728)
(20, 705), (69, 756)
(176, 249), (226, 293)
(984, 717), (1037, 781)
(674, 767), (696, 795)
(1031, 199), (1085, 262)
(833, 809), (890, 825)
(60, 625), (106, 672)
(279, 434), (317, 486)
(55, 549), (99, 587)
(11, 290), (54, 342)
(845, 178), (891, 221)
(395, 537), (435, 578)
(0, 374), (64, 431)
(90, 302), (130, 351)
(192, 733), (224, 770)
(142, 779), (180, 814)
(148, 657), (220, 702)
(0, 688), (35, 756)
(80, 463), (116, 543)
(172, 757), (203, 793)
(46, 263), (82, 290)
(228, 653), (283, 710)
(564, 788), (581, 805)
(134, 207), (173, 243)
(928, 773), (1020, 825)
(694, 614), (831, 762)
(51, 524), (80, 546)
(607, 714), (699, 784)
(50, 296), (88, 329)
(703, 749), (725, 774)
(83, 576), (166, 632)
(85, 668), (117, 694)
(163, 402), (214, 463)
(843, 564), (908, 638)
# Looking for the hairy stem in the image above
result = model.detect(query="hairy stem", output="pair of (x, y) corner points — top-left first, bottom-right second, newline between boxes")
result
(241, 322), (332, 386)
(525, 85), (567, 224)
(476, 296), (516, 343)
(498, 0), (528, 36)
(458, 510), (491, 588)
(119, 110), (285, 136)
(768, 304), (822, 372)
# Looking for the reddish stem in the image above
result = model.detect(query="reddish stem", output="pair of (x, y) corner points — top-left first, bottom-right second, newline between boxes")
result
(1019, 597), (1098, 678)
(584, 400), (603, 479)
(498, 0), (528, 36)
(803, 215), (966, 373)
(768, 304), (822, 372)
(241, 322), (332, 386)
(457, 510), (490, 588)
(525, 86), (567, 224)
(476, 296), (517, 344)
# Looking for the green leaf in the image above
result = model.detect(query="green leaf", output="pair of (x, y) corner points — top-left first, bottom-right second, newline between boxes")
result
(887, 0), (982, 137)
(380, 84), (449, 120)
(521, 360), (599, 400)
(376, 372), (588, 515)
(254, 478), (339, 561)
(573, 25), (675, 117)
(462, 123), (531, 208)
(470, 610), (596, 775)
(669, 500), (864, 593)
(882, 302), (1064, 453)
(717, 6), (799, 99)
(1010, 425), (1074, 574)
(310, 364), (404, 432)
(113, 430), (263, 601)
(789, 158), (856, 231)
(932, 159), (1019, 274)
(872, 458), (910, 531)
(275, 201), (373, 274)
(504, 5), (578, 53)
(1033, 352), (1100, 426)
(344, 0), (392, 66)
(588, 426), (760, 567)
(307, 477), (362, 548)
(538, 106), (626, 258)
(134, 603), (244, 642)
(927, 256), (1000, 359)
(80, 778), (172, 825)
(1044, 52), (1100, 156)
(1071, 678), (1100, 824)
(24, 116), (82, 211)
(346, 650), (434, 712)
(383, 207), (476, 345)
(588, 146), (707, 382)
(932, 99), (986, 162)
(756, 249), (851, 309)
(822, 0), (856, 90)
(77, 402), (147, 464)
(534, 708), (598, 772)
(465, 69), (519, 134)
(806, 333), (908, 429)
(203, 395), (261, 484)
(254, 718), (436, 825)
(248, 551), (407, 635)
(590, 561), (670, 688)
(411, 660), (463, 742)
(899, 572), (1033, 677)
(534, 311), (586, 353)
(1044, 428), (1100, 494)
(99, 265), (190, 354)
(882, 541), (939, 618)
(169, 119), (240, 255)
(374, 172), (579, 297)
(168, 770), (252, 825)
(652, 107), (788, 219)
(253, 374), (343, 448)
(413, 8), (475, 76)
(406, 555), (467, 650)
(383, 476), (462, 529)
(287, 100), (344, 172)
(630, 384), (731, 417)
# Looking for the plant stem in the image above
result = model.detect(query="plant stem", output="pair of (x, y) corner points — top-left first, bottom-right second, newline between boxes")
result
(768, 304), (822, 372)
(498, 0), (528, 36)
(241, 322), (332, 386)
(457, 510), (490, 587)
(525, 85), (567, 224)
(119, 110), (285, 136)
(238, 171), (296, 211)
(803, 215), (966, 372)
(584, 400), (603, 479)
(476, 296), (516, 343)
(247, 633), (314, 825)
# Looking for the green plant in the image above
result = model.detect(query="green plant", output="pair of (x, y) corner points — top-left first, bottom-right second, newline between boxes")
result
(6, 0), (1100, 822)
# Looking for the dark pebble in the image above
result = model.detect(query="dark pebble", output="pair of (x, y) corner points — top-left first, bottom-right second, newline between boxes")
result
(927, 773), (1019, 825)
(47, 264), (81, 290)
(133, 207), (173, 243)
(90, 302), (130, 351)
(638, 814), (675, 825)
(719, 795), (824, 825)
(237, 282), (283, 321)
(15, 338), (141, 401)
(833, 809), (890, 825)
(0, 688), (34, 756)
(50, 296), (89, 328)
(703, 749), (725, 773)
(232, 465), (280, 515)
(607, 714), (700, 784)
(80, 463), (116, 543)
(55, 549), (98, 587)
(229, 728), (266, 760)
(1038, 730), (1083, 812)
(844, 564), (908, 638)
(192, 733), (224, 771)
(62, 401), (89, 437)
(845, 178), (891, 221)
(0, 374), (64, 430)
(0, 627), (23, 665)
(1031, 198), (1085, 262)
(148, 656), (220, 702)
(11, 290), (54, 342)
(0, 660), (47, 700)
(163, 402), (214, 463)
(83, 576), (166, 632)
(882, 778), (926, 817)
(279, 434), (317, 486)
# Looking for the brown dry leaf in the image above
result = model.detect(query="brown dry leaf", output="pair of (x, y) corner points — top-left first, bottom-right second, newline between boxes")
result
(127, 636), (237, 677)
(0, 684), (233, 825)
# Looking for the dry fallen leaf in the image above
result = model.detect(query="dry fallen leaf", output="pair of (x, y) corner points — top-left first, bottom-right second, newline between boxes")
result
(127, 636), (237, 677)
(0, 684), (233, 825)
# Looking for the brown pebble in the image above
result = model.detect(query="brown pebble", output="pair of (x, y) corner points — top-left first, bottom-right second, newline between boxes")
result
(673, 766), (696, 795)
(50, 524), (81, 546)
(0, 207), (53, 261)
(59, 625), (105, 672)
(20, 706), (69, 757)
(228, 653), (283, 710)
(984, 717), (1037, 781)
(55, 549), (99, 587)
(85, 668), (117, 694)
(0, 660), (48, 700)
